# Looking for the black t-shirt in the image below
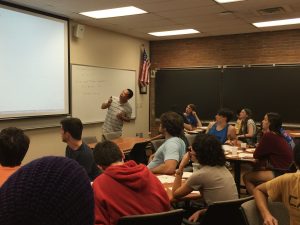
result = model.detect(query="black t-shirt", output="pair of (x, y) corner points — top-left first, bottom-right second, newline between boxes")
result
(66, 143), (101, 181)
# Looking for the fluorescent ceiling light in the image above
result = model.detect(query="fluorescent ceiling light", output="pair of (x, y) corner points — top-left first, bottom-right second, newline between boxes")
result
(214, 0), (244, 3)
(149, 29), (200, 37)
(80, 6), (147, 19)
(253, 18), (300, 27)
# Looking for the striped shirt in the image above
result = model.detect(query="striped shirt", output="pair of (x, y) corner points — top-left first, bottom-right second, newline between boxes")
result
(102, 96), (132, 133)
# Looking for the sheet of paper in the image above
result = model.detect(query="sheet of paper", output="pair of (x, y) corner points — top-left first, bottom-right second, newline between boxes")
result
(157, 175), (175, 183)
(238, 153), (253, 158)
(182, 172), (193, 179)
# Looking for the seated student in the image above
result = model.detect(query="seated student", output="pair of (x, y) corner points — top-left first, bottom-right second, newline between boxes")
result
(206, 108), (236, 144)
(236, 108), (257, 146)
(172, 134), (238, 223)
(93, 141), (170, 225)
(0, 156), (94, 225)
(60, 117), (101, 181)
(254, 142), (300, 225)
(183, 104), (202, 131)
(0, 127), (30, 186)
(148, 111), (186, 174)
(243, 112), (293, 195)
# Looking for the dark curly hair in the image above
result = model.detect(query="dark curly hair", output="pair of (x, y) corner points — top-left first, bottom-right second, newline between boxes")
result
(160, 111), (184, 137)
(217, 108), (233, 122)
(192, 133), (226, 166)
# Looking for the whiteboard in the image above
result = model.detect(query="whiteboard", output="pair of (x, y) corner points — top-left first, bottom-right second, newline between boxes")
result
(71, 64), (136, 124)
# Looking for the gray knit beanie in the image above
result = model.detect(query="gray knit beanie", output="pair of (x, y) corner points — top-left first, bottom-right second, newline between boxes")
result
(0, 156), (94, 225)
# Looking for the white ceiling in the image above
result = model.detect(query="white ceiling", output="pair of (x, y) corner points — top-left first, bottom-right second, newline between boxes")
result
(2, 0), (300, 41)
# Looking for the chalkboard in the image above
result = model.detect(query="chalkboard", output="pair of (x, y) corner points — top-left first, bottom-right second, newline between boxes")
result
(155, 65), (300, 124)
(71, 64), (136, 124)
(222, 66), (300, 123)
(155, 68), (221, 120)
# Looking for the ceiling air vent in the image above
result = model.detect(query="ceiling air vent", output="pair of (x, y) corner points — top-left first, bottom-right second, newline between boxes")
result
(257, 7), (286, 16)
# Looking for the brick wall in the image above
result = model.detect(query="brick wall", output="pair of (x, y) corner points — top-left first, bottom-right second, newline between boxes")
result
(149, 29), (300, 135)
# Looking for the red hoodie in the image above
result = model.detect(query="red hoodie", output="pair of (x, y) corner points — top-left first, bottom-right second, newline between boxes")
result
(93, 160), (170, 225)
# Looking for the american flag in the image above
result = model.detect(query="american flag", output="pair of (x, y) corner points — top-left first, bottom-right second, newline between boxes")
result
(138, 49), (151, 86)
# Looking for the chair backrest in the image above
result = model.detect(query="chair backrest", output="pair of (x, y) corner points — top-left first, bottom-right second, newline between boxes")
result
(82, 136), (97, 144)
(200, 196), (254, 225)
(128, 141), (150, 165)
(150, 139), (165, 151)
(241, 199), (290, 225)
(117, 209), (184, 225)
(102, 131), (122, 141)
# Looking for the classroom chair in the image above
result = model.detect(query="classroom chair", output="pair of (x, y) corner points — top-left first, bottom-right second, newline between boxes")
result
(117, 209), (184, 225)
(183, 196), (254, 225)
(150, 139), (165, 151)
(241, 199), (290, 225)
(127, 141), (150, 165)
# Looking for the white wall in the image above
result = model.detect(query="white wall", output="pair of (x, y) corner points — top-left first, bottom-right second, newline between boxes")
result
(21, 21), (149, 164)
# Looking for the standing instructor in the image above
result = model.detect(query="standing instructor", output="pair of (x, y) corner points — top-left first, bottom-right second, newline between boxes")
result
(101, 89), (133, 138)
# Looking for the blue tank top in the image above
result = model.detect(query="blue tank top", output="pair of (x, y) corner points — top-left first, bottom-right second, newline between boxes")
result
(208, 123), (229, 144)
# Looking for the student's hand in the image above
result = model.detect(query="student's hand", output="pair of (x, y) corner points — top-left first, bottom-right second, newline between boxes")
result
(192, 111), (197, 116)
(188, 209), (207, 222)
(263, 215), (278, 225)
(117, 112), (125, 120)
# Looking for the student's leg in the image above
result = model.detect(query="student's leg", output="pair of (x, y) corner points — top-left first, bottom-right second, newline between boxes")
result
(243, 170), (274, 195)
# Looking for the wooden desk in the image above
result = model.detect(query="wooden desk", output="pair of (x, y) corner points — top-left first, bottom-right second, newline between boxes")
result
(88, 137), (149, 153)
(157, 174), (201, 202)
(285, 129), (300, 138)
(224, 146), (255, 194)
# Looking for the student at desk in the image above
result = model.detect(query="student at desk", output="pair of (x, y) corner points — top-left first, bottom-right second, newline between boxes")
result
(183, 104), (202, 131)
(243, 112), (293, 195)
(148, 111), (186, 175)
(93, 141), (170, 225)
(254, 143), (300, 225)
(206, 108), (236, 144)
(236, 108), (257, 146)
(172, 134), (238, 223)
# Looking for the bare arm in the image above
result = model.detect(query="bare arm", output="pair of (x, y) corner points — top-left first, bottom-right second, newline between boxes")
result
(172, 152), (192, 198)
(205, 122), (215, 134)
(237, 122), (255, 139)
(149, 159), (178, 175)
(192, 111), (202, 127)
(254, 183), (278, 225)
(227, 125), (237, 140)
(184, 123), (193, 131)
(116, 112), (131, 122)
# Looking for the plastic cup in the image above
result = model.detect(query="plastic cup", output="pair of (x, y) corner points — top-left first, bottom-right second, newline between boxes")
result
(241, 143), (247, 149)
(192, 163), (200, 172)
(231, 146), (238, 156)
